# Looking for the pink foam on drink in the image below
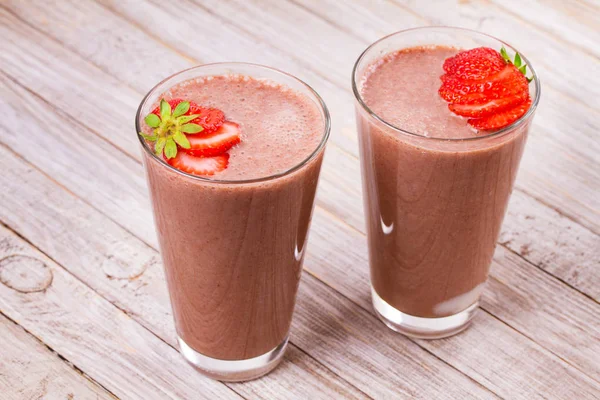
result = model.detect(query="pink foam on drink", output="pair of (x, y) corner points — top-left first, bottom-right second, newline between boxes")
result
(161, 75), (325, 180)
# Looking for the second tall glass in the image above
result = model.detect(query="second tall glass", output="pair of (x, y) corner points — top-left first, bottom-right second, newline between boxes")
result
(353, 27), (540, 338)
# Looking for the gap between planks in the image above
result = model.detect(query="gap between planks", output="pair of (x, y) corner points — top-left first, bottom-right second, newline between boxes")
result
(490, 0), (600, 62)
(0, 216), (242, 400)
(0, 309), (119, 400)
(481, 281), (600, 386)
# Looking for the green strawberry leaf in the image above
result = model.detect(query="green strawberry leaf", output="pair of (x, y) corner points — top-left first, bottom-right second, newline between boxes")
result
(500, 46), (511, 63)
(139, 132), (157, 142)
(519, 64), (527, 75)
(514, 52), (522, 68)
(164, 137), (177, 159)
(173, 101), (190, 118)
(173, 131), (191, 149)
(145, 113), (161, 128)
(155, 137), (167, 157)
(141, 99), (213, 158)
(177, 114), (200, 124)
(499, 46), (534, 84)
(181, 123), (204, 134)
(160, 99), (171, 120)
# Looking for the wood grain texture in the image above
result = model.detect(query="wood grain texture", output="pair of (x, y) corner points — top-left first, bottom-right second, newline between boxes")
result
(0, 313), (115, 400)
(0, 223), (241, 400)
(490, 0), (600, 59)
(499, 193), (600, 303)
(0, 82), (493, 399)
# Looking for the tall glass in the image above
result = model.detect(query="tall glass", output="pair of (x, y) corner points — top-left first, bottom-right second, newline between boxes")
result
(352, 27), (540, 338)
(136, 63), (330, 381)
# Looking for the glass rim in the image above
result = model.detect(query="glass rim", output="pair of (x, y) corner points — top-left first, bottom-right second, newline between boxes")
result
(351, 26), (542, 142)
(136, 62), (331, 184)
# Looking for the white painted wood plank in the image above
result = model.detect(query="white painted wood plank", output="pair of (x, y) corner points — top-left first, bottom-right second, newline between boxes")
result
(491, 0), (600, 59)
(499, 192), (600, 303)
(0, 314), (115, 400)
(0, 223), (241, 400)
(0, 80), (494, 399)
(229, 345), (371, 399)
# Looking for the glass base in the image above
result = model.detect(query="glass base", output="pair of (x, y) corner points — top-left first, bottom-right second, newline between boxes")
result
(371, 287), (478, 339)
(178, 335), (288, 382)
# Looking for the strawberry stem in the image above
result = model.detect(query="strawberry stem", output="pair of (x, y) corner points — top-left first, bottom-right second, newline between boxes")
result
(138, 99), (203, 159)
(500, 46), (534, 83)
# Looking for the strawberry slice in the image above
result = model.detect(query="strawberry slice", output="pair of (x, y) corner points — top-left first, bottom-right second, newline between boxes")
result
(468, 97), (532, 131)
(185, 121), (241, 157)
(440, 65), (528, 100)
(188, 103), (225, 134)
(438, 88), (488, 105)
(167, 152), (230, 176)
(448, 92), (528, 118)
(443, 47), (505, 80)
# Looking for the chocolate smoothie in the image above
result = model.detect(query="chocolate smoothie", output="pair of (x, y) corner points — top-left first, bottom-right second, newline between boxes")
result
(355, 45), (533, 323)
(138, 67), (328, 377)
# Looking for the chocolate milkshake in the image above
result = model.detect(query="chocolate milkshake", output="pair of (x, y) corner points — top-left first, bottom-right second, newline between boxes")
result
(137, 64), (329, 380)
(353, 28), (539, 338)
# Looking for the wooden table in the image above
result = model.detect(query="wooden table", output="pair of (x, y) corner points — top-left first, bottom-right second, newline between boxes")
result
(1, 0), (599, 398)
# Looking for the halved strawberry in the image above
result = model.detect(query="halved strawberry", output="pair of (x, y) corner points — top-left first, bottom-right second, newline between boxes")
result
(440, 46), (533, 131)
(185, 121), (241, 157)
(443, 47), (505, 80)
(468, 97), (532, 131)
(167, 152), (229, 176)
(448, 92), (528, 118)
